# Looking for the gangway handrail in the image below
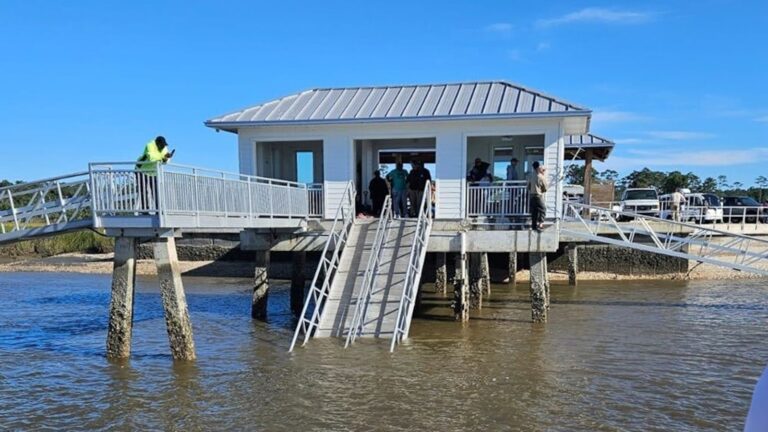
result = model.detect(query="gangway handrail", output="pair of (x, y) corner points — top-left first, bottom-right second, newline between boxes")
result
(390, 180), (433, 352)
(563, 202), (768, 276)
(290, 181), (356, 352)
(0, 171), (90, 193)
(345, 195), (393, 348)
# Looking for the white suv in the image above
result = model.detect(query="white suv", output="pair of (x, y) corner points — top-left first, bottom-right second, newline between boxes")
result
(620, 188), (660, 219)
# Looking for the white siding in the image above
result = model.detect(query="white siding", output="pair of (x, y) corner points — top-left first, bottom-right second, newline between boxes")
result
(238, 136), (255, 176)
(435, 132), (464, 219)
(543, 130), (562, 219)
(322, 136), (354, 219)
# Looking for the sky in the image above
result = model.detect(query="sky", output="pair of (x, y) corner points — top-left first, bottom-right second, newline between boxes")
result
(1, 0), (767, 185)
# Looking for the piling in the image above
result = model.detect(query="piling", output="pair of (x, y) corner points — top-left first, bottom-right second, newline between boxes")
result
(106, 237), (137, 359)
(529, 252), (550, 323)
(480, 252), (491, 296)
(469, 253), (483, 309)
(507, 252), (518, 286)
(154, 237), (196, 361)
(290, 252), (306, 317)
(252, 250), (270, 320)
(567, 243), (578, 286)
(435, 252), (448, 295)
(453, 253), (469, 321)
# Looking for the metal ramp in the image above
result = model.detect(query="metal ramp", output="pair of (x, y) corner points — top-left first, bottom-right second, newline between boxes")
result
(290, 182), (433, 352)
(563, 203), (768, 276)
(0, 172), (93, 245)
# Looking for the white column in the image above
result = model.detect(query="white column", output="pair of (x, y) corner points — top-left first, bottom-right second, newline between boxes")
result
(435, 132), (465, 219)
(323, 135), (353, 219)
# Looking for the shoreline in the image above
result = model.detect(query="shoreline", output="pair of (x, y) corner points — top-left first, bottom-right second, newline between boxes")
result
(0, 252), (764, 282)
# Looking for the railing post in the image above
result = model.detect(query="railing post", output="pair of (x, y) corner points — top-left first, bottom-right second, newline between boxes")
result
(193, 168), (200, 227)
(8, 191), (19, 231)
(221, 171), (228, 218)
(269, 180), (274, 219)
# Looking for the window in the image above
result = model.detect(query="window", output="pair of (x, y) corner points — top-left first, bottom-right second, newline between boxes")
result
(296, 151), (314, 184)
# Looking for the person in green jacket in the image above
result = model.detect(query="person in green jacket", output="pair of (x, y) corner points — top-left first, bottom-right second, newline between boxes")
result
(136, 136), (173, 211)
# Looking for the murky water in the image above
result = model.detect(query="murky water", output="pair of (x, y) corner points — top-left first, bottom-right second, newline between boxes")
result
(0, 272), (765, 431)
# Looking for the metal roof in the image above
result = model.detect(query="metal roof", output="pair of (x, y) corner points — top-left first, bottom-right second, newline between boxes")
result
(564, 134), (614, 161)
(205, 81), (591, 130)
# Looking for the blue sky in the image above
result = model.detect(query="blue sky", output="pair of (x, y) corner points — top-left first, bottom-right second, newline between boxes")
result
(1, 1), (766, 185)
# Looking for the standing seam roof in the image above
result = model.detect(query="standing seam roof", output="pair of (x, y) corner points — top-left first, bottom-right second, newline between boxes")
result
(205, 81), (590, 127)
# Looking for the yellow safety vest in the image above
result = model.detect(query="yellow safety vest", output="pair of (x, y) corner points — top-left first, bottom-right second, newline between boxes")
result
(136, 140), (169, 175)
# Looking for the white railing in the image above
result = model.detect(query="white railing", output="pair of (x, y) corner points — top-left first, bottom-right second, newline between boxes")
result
(390, 180), (433, 352)
(308, 183), (324, 218)
(563, 202), (768, 276)
(466, 181), (529, 218)
(89, 162), (316, 228)
(0, 172), (92, 238)
(290, 181), (356, 352)
(345, 195), (393, 348)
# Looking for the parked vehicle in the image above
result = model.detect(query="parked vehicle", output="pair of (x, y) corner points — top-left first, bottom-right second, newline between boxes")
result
(660, 192), (723, 223)
(722, 196), (768, 223)
(619, 188), (660, 219)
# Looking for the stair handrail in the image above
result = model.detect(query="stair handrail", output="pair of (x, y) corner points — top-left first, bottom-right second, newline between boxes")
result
(290, 181), (356, 352)
(345, 195), (394, 347)
(390, 181), (433, 352)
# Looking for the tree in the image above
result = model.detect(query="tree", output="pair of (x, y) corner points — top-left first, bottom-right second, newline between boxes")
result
(564, 164), (597, 185)
(717, 175), (729, 191)
(700, 177), (718, 193)
(622, 168), (666, 189)
(599, 169), (619, 182)
(756, 176), (768, 202)
(732, 181), (744, 192)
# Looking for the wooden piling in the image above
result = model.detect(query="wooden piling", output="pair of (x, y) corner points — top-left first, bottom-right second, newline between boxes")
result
(508, 252), (518, 286)
(480, 252), (491, 296)
(469, 253), (483, 309)
(252, 250), (270, 320)
(106, 237), (137, 359)
(567, 243), (578, 286)
(154, 237), (196, 361)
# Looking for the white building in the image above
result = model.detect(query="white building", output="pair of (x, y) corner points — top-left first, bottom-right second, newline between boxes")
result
(205, 81), (593, 223)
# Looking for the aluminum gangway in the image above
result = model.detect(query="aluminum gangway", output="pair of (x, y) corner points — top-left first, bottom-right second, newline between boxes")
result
(0, 162), (322, 245)
(290, 182), (433, 352)
(0, 172), (93, 245)
(562, 203), (768, 276)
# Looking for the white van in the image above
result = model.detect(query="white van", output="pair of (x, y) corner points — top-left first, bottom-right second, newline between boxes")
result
(660, 193), (723, 223)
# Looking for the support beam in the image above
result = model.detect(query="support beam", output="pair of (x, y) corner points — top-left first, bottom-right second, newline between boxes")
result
(529, 252), (550, 323)
(567, 244), (578, 286)
(583, 149), (594, 216)
(154, 237), (196, 361)
(252, 250), (270, 320)
(106, 237), (137, 359)
(435, 252), (448, 295)
(452, 253), (469, 322)
(290, 252), (306, 317)
(468, 253), (483, 309)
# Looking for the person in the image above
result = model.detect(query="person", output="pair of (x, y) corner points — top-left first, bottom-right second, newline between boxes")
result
(671, 188), (685, 222)
(135, 136), (173, 211)
(467, 158), (490, 182)
(386, 162), (409, 218)
(528, 161), (547, 231)
(368, 170), (389, 216)
(406, 161), (432, 217)
(506, 158), (519, 181)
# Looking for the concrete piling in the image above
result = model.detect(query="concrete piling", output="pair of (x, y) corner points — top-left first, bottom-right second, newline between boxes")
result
(507, 252), (518, 286)
(529, 252), (550, 323)
(106, 237), (138, 359)
(153, 237), (196, 361)
(452, 253), (469, 322)
(480, 252), (491, 296)
(435, 252), (448, 295)
(290, 252), (306, 317)
(567, 243), (578, 286)
(252, 250), (270, 320)
(468, 253), (483, 309)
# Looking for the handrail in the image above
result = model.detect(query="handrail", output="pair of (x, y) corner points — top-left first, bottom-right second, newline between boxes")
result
(345, 195), (393, 347)
(0, 171), (89, 194)
(390, 180), (433, 352)
(289, 181), (356, 352)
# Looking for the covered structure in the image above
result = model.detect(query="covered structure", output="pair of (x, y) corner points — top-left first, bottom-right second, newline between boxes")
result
(205, 80), (594, 228)
(564, 134), (615, 205)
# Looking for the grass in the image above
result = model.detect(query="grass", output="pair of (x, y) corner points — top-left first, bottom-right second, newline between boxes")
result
(0, 229), (114, 258)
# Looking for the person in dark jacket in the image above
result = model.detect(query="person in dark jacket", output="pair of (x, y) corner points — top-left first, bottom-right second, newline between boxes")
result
(467, 158), (490, 182)
(369, 170), (389, 216)
(406, 161), (432, 217)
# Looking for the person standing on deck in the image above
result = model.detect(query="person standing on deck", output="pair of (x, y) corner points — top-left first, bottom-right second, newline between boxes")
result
(406, 161), (432, 217)
(135, 136), (173, 211)
(528, 161), (547, 231)
(368, 170), (389, 217)
(467, 158), (490, 182)
(506, 158), (519, 181)
(386, 162), (409, 218)
(671, 188), (685, 222)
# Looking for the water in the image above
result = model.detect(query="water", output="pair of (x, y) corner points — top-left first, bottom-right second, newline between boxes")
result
(0, 272), (765, 431)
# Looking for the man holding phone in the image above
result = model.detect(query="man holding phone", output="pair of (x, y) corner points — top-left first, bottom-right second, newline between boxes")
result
(135, 136), (174, 211)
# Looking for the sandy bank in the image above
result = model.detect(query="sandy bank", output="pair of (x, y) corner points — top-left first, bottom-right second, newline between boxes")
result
(0, 252), (764, 282)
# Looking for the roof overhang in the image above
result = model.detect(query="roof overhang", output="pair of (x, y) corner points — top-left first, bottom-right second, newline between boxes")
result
(564, 134), (615, 162)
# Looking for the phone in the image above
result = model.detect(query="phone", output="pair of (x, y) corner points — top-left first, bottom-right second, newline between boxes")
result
(169, 149), (176, 157)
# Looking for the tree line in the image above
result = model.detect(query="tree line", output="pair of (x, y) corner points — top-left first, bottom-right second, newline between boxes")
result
(565, 166), (768, 202)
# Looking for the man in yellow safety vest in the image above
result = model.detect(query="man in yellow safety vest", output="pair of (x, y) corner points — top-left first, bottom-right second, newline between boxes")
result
(136, 136), (174, 211)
